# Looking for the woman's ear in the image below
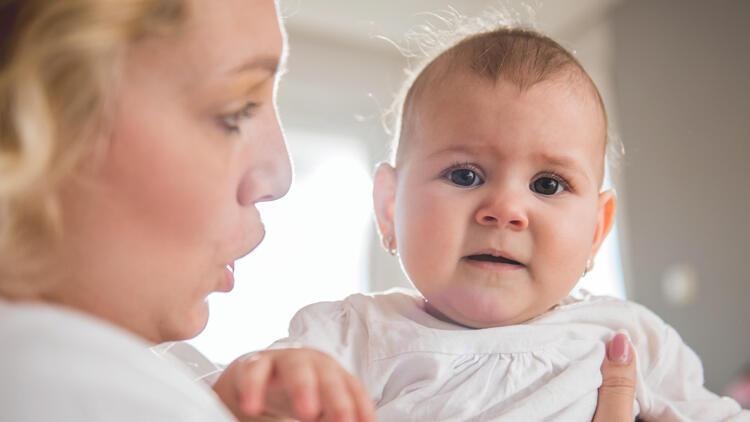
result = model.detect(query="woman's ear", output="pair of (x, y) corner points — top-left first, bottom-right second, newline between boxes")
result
(589, 189), (617, 260)
(373, 162), (397, 250)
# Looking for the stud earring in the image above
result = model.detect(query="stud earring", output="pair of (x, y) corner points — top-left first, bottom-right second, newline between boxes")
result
(383, 236), (397, 256)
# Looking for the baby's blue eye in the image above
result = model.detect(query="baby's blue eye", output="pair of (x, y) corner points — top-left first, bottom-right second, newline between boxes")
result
(530, 176), (564, 195)
(448, 168), (483, 187)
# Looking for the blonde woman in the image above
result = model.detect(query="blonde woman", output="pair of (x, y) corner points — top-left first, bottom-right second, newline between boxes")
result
(0, 1), (637, 421)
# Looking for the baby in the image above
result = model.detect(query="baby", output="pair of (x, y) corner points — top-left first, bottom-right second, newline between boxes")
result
(264, 27), (748, 421)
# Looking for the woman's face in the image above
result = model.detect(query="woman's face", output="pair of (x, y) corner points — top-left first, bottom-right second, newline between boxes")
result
(54, 0), (291, 343)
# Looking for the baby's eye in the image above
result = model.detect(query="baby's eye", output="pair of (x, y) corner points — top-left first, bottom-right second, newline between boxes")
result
(219, 102), (258, 133)
(530, 176), (566, 195)
(447, 168), (484, 187)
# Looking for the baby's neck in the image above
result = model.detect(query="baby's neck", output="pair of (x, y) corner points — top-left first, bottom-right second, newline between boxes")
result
(422, 299), (560, 329)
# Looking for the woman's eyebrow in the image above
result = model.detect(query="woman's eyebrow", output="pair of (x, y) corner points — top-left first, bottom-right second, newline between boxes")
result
(227, 55), (281, 75)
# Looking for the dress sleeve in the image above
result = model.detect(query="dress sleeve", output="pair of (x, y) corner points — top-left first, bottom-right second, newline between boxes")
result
(268, 298), (371, 384)
(634, 305), (747, 421)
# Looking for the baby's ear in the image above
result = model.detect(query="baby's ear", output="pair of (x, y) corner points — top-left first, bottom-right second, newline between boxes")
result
(590, 189), (617, 258)
(373, 162), (397, 245)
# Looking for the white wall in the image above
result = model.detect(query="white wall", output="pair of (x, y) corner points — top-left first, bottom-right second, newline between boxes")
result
(612, 0), (750, 392)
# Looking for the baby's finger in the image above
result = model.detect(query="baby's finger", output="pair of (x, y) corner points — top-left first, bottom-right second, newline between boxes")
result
(237, 354), (274, 416)
(344, 372), (375, 422)
(318, 368), (356, 422)
(276, 356), (321, 421)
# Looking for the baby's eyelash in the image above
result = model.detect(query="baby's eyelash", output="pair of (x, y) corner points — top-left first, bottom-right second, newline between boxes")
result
(218, 102), (259, 133)
(536, 171), (574, 192)
(441, 161), (482, 175)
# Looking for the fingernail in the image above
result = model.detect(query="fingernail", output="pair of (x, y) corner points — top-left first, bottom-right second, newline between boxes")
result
(607, 332), (632, 364)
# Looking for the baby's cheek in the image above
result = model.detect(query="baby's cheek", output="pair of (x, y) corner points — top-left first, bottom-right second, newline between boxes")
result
(397, 193), (457, 288)
(539, 214), (596, 281)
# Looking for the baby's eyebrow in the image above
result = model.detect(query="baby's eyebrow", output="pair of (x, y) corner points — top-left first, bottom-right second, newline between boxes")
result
(534, 152), (592, 182)
(535, 152), (580, 169)
(425, 145), (488, 159)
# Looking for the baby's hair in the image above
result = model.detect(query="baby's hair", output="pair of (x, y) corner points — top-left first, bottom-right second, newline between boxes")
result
(0, 0), (188, 293)
(386, 8), (623, 175)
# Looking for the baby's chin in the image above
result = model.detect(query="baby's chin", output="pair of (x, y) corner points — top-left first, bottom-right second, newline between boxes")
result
(425, 289), (540, 329)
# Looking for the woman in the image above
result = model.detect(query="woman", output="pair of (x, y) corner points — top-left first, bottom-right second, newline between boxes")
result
(0, 0), (637, 420)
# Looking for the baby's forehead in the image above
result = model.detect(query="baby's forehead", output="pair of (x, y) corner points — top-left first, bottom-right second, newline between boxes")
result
(408, 69), (606, 140)
(399, 71), (608, 182)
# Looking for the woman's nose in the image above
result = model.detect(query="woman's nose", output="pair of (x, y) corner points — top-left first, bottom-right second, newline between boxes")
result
(474, 186), (529, 231)
(236, 112), (292, 206)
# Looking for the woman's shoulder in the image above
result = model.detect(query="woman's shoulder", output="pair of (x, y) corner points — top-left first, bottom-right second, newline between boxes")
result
(0, 300), (234, 421)
(0, 299), (166, 379)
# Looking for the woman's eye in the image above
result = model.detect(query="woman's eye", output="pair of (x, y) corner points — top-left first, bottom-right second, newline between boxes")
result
(530, 176), (565, 195)
(448, 168), (483, 187)
(219, 102), (258, 133)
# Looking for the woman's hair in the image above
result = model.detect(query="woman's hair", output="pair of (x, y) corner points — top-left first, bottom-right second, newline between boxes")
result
(389, 19), (619, 170)
(0, 0), (187, 292)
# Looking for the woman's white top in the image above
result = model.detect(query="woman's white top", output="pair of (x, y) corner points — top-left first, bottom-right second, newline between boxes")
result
(0, 299), (235, 421)
(269, 289), (748, 422)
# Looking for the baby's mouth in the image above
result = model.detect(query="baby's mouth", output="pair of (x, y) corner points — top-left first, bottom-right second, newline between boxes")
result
(464, 253), (525, 267)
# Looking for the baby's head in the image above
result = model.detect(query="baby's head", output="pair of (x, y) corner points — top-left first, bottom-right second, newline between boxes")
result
(373, 27), (616, 328)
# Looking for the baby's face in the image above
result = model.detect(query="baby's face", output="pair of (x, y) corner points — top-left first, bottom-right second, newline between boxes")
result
(388, 73), (613, 328)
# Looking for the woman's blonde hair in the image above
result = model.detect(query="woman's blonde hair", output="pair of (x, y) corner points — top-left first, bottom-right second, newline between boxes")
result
(0, 0), (187, 292)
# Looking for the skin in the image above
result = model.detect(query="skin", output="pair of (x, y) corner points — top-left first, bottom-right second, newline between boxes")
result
(375, 71), (616, 329)
(50, 0), (291, 343)
(4, 0), (635, 419)
(24, 0), (373, 420)
(374, 70), (636, 419)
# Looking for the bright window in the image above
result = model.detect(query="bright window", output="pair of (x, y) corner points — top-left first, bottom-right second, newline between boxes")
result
(189, 134), (373, 364)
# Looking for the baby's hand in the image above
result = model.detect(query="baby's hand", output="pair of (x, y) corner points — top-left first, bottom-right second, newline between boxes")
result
(212, 348), (375, 422)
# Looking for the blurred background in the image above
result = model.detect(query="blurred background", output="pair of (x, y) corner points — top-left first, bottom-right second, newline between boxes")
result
(190, 0), (750, 397)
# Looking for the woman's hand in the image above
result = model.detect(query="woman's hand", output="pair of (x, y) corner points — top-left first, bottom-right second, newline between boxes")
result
(593, 332), (638, 422)
(212, 348), (375, 422)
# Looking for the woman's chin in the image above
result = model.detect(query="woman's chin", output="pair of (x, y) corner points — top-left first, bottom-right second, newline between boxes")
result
(161, 300), (210, 342)
(187, 300), (211, 337)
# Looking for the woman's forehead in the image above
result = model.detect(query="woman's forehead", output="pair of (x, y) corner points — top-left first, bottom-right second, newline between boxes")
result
(134, 0), (283, 86)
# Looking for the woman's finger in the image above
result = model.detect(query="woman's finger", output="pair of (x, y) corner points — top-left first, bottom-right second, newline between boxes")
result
(592, 332), (638, 422)
(317, 365), (356, 422)
(237, 354), (274, 416)
(344, 372), (375, 422)
(275, 354), (321, 421)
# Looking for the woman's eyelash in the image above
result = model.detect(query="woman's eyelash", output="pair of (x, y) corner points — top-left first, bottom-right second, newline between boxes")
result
(219, 102), (259, 133)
